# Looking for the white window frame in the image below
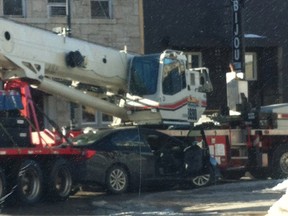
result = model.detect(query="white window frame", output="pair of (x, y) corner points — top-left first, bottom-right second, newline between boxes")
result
(245, 52), (257, 81)
(81, 108), (112, 127)
(47, 0), (66, 17)
(90, 0), (112, 19)
(185, 52), (202, 69)
(81, 106), (97, 125)
(101, 112), (113, 124)
(3, 0), (26, 17)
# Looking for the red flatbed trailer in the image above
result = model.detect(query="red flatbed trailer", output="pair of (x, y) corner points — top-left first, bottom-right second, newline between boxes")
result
(0, 80), (90, 206)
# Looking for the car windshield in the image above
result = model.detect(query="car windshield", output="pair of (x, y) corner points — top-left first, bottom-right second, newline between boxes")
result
(70, 129), (112, 146)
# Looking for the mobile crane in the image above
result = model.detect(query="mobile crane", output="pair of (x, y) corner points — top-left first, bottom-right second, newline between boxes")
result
(0, 18), (213, 205)
(0, 18), (212, 126)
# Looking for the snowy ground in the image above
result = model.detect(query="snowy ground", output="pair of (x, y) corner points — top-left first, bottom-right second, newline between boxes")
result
(1, 178), (288, 215)
(266, 179), (288, 216)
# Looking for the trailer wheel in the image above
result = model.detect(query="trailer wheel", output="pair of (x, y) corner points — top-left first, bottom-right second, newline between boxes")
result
(0, 168), (6, 201)
(47, 159), (73, 201)
(271, 145), (288, 179)
(16, 160), (43, 205)
(106, 165), (129, 194)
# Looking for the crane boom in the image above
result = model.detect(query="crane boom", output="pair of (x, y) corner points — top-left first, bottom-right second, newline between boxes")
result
(0, 18), (130, 93)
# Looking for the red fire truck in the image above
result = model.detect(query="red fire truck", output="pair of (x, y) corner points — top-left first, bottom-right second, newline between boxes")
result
(189, 72), (288, 180)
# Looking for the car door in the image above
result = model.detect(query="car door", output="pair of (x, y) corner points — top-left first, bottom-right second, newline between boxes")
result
(156, 134), (184, 176)
(120, 128), (155, 179)
(142, 129), (186, 176)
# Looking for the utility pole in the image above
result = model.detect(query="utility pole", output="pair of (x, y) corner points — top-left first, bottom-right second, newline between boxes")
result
(66, 0), (71, 37)
(66, 0), (78, 128)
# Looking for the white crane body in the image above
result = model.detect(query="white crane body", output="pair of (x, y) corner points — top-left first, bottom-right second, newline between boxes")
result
(0, 18), (212, 125)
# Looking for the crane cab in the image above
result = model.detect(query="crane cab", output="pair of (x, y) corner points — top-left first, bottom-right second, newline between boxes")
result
(127, 50), (213, 126)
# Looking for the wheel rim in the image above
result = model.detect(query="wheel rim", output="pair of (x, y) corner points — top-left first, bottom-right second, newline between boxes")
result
(280, 152), (288, 174)
(55, 167), (72, 197)
(109, 168), (126, 192)
(192, 174), (210, 187)
(19, 168), (41, 201)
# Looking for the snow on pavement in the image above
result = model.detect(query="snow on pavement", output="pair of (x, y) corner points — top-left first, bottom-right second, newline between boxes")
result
(266, 179), (288, 216)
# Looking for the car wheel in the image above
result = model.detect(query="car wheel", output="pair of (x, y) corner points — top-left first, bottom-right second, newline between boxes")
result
(106, 165), (129, 194)
(191, 165), (215, 188)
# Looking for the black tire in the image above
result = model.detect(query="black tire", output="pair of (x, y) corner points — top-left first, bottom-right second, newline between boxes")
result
(191, 165), (215, 188)
(47, 159), (73, 201)
(0, 167), (6, 201)
(106, 165), (129, 194)
(16, 160), (43, 205)
(271, 145), (288, 179)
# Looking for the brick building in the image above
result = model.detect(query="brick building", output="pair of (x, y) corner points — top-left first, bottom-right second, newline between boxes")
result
(0, 0), (143, 129)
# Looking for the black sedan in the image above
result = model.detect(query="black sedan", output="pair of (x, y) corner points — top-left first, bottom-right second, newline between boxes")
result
(70, 126), (219, 194)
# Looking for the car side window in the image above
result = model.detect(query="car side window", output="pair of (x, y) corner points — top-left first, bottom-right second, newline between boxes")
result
(110, 129), (148, 151)
(142, 130), (174, 152)
(88, 136), (112, 151)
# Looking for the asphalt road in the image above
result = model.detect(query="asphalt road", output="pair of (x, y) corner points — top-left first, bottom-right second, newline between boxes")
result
(1, 179), (285, 216)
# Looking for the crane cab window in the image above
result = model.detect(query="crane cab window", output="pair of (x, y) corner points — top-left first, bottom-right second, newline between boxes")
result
(190, 73), (195, 86)
(162, 58), (186, 95)
(129, 55), (159, 96)
(186, 52), (202, 69)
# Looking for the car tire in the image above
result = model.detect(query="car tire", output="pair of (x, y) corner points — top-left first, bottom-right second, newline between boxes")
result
(106, 165), (129, 194)
(191, 165), (215, 188)
(16, 160), (43, 205)
(46, 159), (73, 201)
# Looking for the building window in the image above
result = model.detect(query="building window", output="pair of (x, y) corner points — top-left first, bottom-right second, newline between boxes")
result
(82, 109), (96, 123)
(82, 107), (112, 126)
(48, 0), (66, 17)
(3, 0), (25, 16)
(186, 52), (202, 69)
(245, 52), (257, 80)
(102, 113), (113, 123)
(91, 0), (112, 19)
